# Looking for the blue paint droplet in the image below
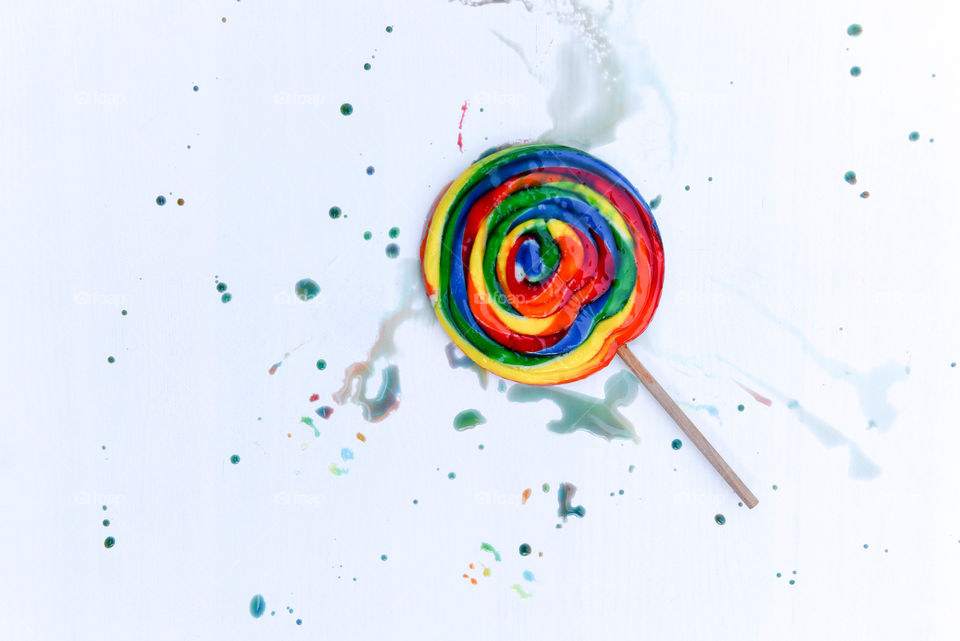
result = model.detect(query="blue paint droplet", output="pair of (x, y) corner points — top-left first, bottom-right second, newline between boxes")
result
(523, 570), (536, 581)
(381, 554), (387, 561)
(156, 195), (166, 206)
(250, 594), (266, 618)
(366, 166), (375, 175)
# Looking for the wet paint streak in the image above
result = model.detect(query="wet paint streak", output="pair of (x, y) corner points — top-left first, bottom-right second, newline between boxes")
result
(309, 393), (320, 402)
(444, 342), (489, 388)
(735, 380), (772, 406)
(357, 432), (366, 442)
(333, 262), (429, 422)
(267, 341), (308, 376)
(506, 371), (639, 441)
(329, 463), (349, 476)
(300, 416), (320, 437)
(679, 402), (721, 421)
(457, 100), (468, 152)
(453, 409), (486, 431)
(510, 584), (532, 598)
(268, 361), (282, 375)
(480, 542), (502, 562)
(522, 488), (532, 504)
(557, 482), (586, 520)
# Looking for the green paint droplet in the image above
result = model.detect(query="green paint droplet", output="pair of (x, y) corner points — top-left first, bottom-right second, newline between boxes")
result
(363, 231), (372, 240)
(772, 484), (778, 490)
(104, 536), (115, 548)
(380, 554), (387, 561)
(847, 24), (862, 36)
(385, 25), (393, 33)
(671, 438), (682, 450)
(737, 404), (745, 412)
(908, 131), (919, 141)
(221, 292), (232, 303)
(388, 227), (399, 239)
(250, 594), (266, 618)
(447, 472), (456, 480)
(776, 572), (781, 578)
(542, 483), (550, 493)
(844, 170), (857, 185)
(385, 243), (399, 258)
(480, 542), (501, 561)
(216, 282), (227, 293)
(789, 579), (795, 585)
(156, 195), (166, 206)
(715, 514), (726, 525)
(649, 194), (662, 210)
(102, 519), (110, 527)
(478, 444), (484, 450)
(121, 309), (127, 316)
(364, 63), (371, 70)
(519, 543), (532, 556)
(340, 103), (353, 116)
(316, 359), (326, 370)
(230, 455), (240, 464)
(850, 66), (861, 77)
(295, 278), (321, 301)
(329, 206), (342, 219)
(453, 409), (486, 431)
(684, 185), (690, 191)
(107, 356), (115, 363)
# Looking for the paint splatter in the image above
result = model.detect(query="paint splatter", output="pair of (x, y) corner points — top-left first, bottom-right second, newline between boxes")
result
(847, 24), (862, 37)
(366, 166), (375, 175)
(267, 342), (308, 376)
(295, 278), (320, 301)
(850, 66), (861, 77)
(447, 472), (457, 480)
(519, 543), (532, 556)
(329, 206), (342, 219)
(340, 103), (353, 115)
(340, 448), (354, 462)
(507, 371), (639, 440)
(104, 536), (115, 548)
(250, 594), (266, 618)
(521, 489), (532, 504)
(316, 359), (327, 370)
(316, 406), (334, 419)
(156, 195), (166, 206)
(649, 194), (662, 210)
(230, 454), (240, 464)
(844, 170), (857, 185)
(737, 404), (745, 412)
(715, 514), (726, 525)
(860, 191), (870, 199)
(522, 570), (536, 581)
(481, 542), (502, 562)
(510, 584), (532, 599)
(309, 393), (319, 402)
(385, 243), (399, 258)
(453, 409), (486, 431)
(735, 381), (773, 406)
(107, 356), (115, 364)
(908, 131), (919, 142)
(356, 432), (366, 442)
(671, 438), (682, 450)
(679, 402), (720, 421)
(457, 100), (468, 152)
(300, 416), (320, 437)
(329, 463), (349, 476)
(445, 342), (488, 388)
(557, 482), (586, 520)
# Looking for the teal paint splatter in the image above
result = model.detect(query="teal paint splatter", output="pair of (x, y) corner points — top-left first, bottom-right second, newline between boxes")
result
(850, 66), (861, 77)
(230, 454), (240, 464)
(335, 364), (401, 422)
(481, 542), (502, 562)
(107, 356), (115, 364)
(847, 24), (862, 36)
(250, 594), (266, 618)
(156, 195), (166, 206)
(102, 519), (110, 527)
(316, 359), (327, 370)
(844, 170), (857, 184)
(300, 416), (320, 437)
(519, 543), (531, 556)
(329, 206), (342, 219)
(295, 278), (320, 301)
(447, 472), (456, 480)
(389, 227), (399, 239)
(737, 404), (745, 412)
(649, 194), (662, 210)
(715, 514), (726, 525)
(104, 536), (115, 548)
(453, 409), (486, 431)
(221, 292), (232, 303)
(671, 438), (682, 450)
(385, 243), (399, 258)
(557, 482), (586, 520)
(445, 343), (488, 388)
(908, 131), (919, 142)
(340, 103), (353, 115)
(506, 371), (639, 441)
(380, 554), (388, 561)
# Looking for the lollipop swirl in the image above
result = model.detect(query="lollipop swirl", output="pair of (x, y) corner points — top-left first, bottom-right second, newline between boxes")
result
(421, 143), (664, 385)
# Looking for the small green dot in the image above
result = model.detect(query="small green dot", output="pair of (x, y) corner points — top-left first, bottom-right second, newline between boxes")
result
(542, 483), (550, 493)
(519, 543), (532, 556)
(850, 66), (861, 77)
(340, 103), (353, 116)
(847, 24), (862, 37)
(478, 444), (484, 450)
(230, 455), (240, 464)
(737, 404), (745, 412)
(447, 472), (456, 479)
(363, 231), (372, 240)
(216, 282), (227, 293)
(715, 514), (726, 525)
(316, 359), (327, 370)
(102, 505), (107, 511)
(908, 131), (919, 141)
(221, 292), (232, 303)
(102, 519), (110, 527)
(684, 185), (690, 191)
(107, 356), (115, 363)
(385, 25), (393, 33)
(671, 439), (682, 450)
(329, 206), (342, 219)
(121, 309), (127, 316)
(388, 227), (399, 239)
(776, 572), (781, 578)
(104, 536), (115, 549)
(364, 63), (371, 71)
(380, 554), (388, 561)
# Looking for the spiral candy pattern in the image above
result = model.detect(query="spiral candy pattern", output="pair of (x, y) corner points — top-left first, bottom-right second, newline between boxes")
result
(421, 143), (664, 385)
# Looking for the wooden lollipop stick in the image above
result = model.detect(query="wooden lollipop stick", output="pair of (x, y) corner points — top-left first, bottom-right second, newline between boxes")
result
(617, 345), (759, 509)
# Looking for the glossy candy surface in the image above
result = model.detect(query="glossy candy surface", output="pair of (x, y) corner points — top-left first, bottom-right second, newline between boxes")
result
(421, 143), (664, 385)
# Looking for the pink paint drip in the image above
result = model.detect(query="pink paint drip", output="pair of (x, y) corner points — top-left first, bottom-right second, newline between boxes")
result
(735, 381), (773, 407)
(457, 101), (468, 152)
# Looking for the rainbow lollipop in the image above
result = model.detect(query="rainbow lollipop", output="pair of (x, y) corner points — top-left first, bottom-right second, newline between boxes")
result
(422, 143), (757, 508)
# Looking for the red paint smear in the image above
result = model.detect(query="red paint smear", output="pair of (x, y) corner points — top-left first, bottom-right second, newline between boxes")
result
(268, 362), (282, 375)
(309, 393), (319, 402)
(457, 101), (468, 152)
(735, 381), (773, 407)
(521, 488), (532, 504)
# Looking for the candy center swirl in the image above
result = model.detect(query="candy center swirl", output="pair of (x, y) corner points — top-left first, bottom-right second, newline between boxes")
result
(422, 144), (664, 385)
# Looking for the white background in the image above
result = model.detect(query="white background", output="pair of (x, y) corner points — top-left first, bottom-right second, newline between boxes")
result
(2, 1), (959, 640)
